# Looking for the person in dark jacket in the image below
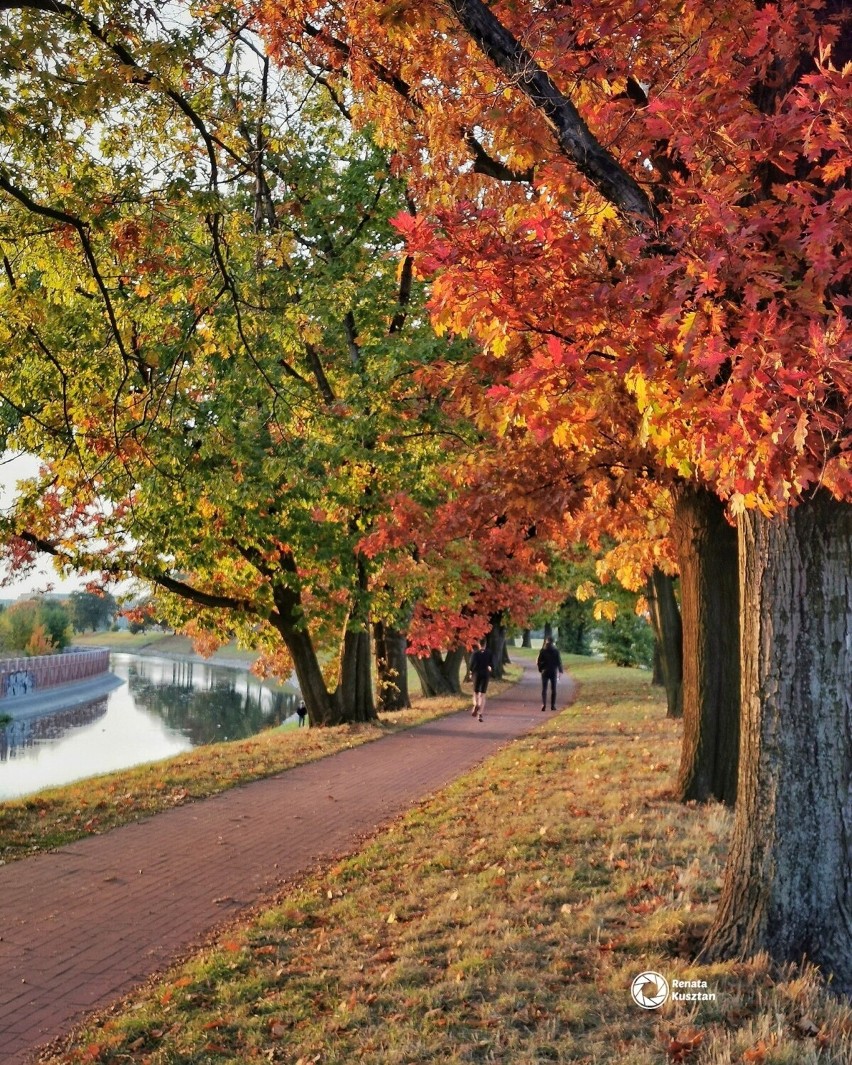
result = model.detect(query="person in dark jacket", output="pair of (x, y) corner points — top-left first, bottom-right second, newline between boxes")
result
(536, 637), (563, 711)
(469, 639), (494, 722)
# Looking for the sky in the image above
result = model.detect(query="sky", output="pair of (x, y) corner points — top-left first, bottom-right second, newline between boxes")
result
(0, 451), (84, 599)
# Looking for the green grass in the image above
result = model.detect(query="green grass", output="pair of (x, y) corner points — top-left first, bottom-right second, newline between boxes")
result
(36, 658), (852, 1064)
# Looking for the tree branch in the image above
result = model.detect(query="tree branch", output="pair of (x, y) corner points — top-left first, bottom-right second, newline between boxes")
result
(445, 0), (660, 225)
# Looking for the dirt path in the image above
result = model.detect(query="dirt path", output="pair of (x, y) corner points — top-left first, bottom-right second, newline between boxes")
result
(0, 662), (560, 1063)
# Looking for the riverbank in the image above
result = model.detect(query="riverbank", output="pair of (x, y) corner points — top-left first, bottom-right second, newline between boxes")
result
(71, 631), (260, 669)
(0, 656), (527, 864)
(0, 672), (124, 721)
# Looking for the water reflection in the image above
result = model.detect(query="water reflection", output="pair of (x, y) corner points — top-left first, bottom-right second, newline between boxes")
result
(124, 656), (297, 744)
(0, 696), (109, 760)
(0, 653), (299, 800)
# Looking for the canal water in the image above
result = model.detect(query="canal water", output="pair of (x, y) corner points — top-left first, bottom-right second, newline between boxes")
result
(0, 653), (299, 801)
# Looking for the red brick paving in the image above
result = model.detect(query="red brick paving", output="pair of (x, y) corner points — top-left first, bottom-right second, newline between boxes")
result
(0, 662), (561, 1063)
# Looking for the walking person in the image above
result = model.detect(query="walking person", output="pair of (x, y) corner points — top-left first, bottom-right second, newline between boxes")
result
(469, 638), (494, 722)
(296, 698), (307, 727)
(537, 636), (563, 711)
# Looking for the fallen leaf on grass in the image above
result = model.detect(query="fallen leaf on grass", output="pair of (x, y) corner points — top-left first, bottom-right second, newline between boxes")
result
(666, 1029), (703, 1061)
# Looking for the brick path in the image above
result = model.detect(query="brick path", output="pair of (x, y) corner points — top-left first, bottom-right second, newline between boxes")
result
(0, 662), (559, 1063)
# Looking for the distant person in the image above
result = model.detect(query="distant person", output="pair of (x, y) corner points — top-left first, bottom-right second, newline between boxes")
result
(469, 639), (494, 722)
(297, 699), (307, 727)
(537, 637), (564, 712)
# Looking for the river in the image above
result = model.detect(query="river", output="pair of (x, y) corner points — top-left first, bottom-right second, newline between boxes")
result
(0, 653), (299, 801)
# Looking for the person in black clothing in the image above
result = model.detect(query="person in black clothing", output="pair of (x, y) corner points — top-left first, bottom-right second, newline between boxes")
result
(297, 699), (307, 727)
(469, 639), (494, 722)
(537, 637), (563, 711)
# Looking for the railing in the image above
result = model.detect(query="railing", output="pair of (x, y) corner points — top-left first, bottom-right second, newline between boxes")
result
(0, 649), (110, 700)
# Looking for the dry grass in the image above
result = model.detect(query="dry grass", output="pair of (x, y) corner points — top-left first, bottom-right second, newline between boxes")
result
(36, 658), (852, 1064)
(0, 674), (518, 864)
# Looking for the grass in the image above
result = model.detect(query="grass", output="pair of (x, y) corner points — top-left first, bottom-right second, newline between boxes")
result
(0, 666), (520, 864)
(34, 657), (852, 1065)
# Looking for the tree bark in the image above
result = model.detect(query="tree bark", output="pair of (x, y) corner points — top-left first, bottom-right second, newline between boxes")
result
(704, 494), (852, 991)
(671, 485), (740, 804)
(337, 625), (376, 722)
(522, 628), (532, 648)
(410, 648), (464, 696)
(373, 620), (411, 712)
(276, 619), (339, 725)
(651, 639), (664, 686)
(646, 567), (683, 718)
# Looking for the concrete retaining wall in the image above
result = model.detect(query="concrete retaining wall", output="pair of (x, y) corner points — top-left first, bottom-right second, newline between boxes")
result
(0, 649), (110, 700)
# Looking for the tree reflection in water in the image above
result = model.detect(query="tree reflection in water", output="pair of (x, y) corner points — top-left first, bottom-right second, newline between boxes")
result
(0, 656), (300, 798)
(0, 696), (109, 761)
(125, 658), (297, 744)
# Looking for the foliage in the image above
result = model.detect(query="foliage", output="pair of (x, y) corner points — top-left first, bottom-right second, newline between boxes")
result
(0, 1), (475, 721)
(0, 597), (70, 654)
(261, 0), (852, 513)
(596, 602), (655, 669)
(67, 590), (117, 632)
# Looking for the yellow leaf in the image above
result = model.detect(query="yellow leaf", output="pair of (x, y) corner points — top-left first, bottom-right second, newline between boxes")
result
(575, 580), (596, 602)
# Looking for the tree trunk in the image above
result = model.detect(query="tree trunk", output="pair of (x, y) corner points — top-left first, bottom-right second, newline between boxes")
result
(373, 620), (411, 712)
(543, 620), (553, 642)
(486, 612), (507, 680)
(522, 628), (532, 648)
(646, 567), (683, 718)
(704, 494), (852, 991)
(672, 485), (740, 804)
(651, 639), (664, 686)
(337, 626), (376, 723)
(410, 648), (464, 696)
(272, 558), (376, 726)
(277, 620), (339, 726)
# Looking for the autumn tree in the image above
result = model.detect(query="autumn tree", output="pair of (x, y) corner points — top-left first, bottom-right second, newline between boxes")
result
(363, 437), (571, 694)
(0, 1), (461, 725)
(259, 0), (852, 987)
(67, 589), (117, 632)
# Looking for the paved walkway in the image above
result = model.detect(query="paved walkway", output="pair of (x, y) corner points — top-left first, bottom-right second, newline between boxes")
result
(0, 662), (560, 1064)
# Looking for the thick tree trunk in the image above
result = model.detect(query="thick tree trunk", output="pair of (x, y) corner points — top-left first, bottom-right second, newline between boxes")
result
(521, 628), (532, 648)
(373, 620), (411, 712)
(646, 568), (683, 718)
(487, 612), (507, 680)
(338, 626), (376, 723)
(410, 648), (464, 696)
(272, 557), (376, 725)
(672, 485), (740, 805)
(543, 620), (553, 642)
(704, 494), (852, 990)
(278, 621), (339, 726)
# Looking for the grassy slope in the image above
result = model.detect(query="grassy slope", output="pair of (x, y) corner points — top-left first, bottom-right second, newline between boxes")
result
(37, 656), (852, 1065)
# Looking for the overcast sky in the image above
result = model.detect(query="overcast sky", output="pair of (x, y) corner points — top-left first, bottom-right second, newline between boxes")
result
(0, 452), (84, 598)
